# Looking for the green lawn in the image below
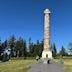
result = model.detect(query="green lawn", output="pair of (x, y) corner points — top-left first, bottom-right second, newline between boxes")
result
(0, 59), (72, 72)
(0, 60), (34, 72)
(63, 59), (72, 72)
(54, 59), (72, 72)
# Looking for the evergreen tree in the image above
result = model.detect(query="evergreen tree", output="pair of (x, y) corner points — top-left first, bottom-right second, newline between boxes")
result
(36, 40), (40, 56)
(23, 40), (27, 57)
(38, 40), (43, 57)
(29, 42), (34, 57)
(28, 38), (34, 57)
(0, 39), (3, 60)
(59, 46), (66, 57)
(34, 40), (43, 57)
(16, 40), (20, 57)
(8, 35), (16, 57)
(0, 39), (2, 51)
(1, 40), (7, 49)
(33, 44), (37, 56)
(52, 43), (57, 57)
(17, 37), (24, 57)
(68, 42), (72, 55)
(15, 37), (27, 57)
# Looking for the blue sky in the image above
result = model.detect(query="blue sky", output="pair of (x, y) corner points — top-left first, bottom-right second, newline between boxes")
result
(0, 0), (72, 52)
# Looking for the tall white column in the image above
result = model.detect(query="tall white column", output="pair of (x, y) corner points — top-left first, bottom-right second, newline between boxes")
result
(42, 9), (52, 59)
(44, 9), (50, 51)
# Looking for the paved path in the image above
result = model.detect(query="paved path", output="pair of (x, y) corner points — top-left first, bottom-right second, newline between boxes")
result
(28, 62), (64, 72)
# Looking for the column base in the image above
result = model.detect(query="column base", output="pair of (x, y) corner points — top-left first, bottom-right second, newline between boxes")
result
(42, 50), (52, 59)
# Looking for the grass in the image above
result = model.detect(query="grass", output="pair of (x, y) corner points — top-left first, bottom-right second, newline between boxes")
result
(0, 58), (72, 72)
(0, 60), (34, 72)
(54, 58), (72, 72)
(63, 59), (72, 72)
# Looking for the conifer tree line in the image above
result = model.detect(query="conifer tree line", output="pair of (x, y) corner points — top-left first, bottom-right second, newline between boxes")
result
(0, 35), (43, 59)
(0, 35), (72, 60)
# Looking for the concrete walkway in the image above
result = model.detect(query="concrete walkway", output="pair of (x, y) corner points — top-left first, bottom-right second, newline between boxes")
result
(28, 62), (64, 72)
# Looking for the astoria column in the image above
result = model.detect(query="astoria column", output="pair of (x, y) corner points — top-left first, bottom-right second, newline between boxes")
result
(42, 9), (52, 59)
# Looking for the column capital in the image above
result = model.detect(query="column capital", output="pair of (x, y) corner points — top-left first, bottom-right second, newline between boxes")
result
(44, 9), (51, 14)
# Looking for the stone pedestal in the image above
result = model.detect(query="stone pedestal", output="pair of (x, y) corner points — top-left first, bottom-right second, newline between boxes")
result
(42, 50), (52, 59)
(43, 58), (48, 64)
